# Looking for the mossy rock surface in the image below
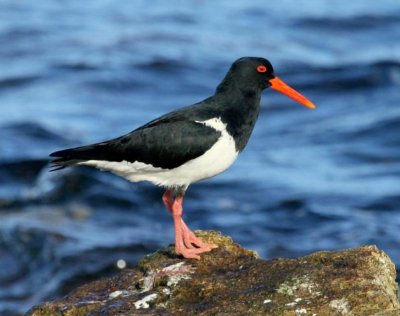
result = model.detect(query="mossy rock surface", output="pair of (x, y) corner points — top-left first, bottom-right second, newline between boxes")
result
(27, 230), (399, 316)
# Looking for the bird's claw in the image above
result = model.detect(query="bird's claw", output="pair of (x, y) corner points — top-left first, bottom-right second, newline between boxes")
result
(176, 228), (218, 260)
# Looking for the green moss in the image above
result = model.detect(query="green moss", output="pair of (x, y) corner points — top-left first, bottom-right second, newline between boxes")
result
(26, 231), (399, 316)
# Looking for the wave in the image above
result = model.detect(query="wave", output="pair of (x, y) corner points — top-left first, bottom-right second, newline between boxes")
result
(0, 122), (66, 141)
(0, 74), (41, 90)
(281, 60), (400, 92)
(295, 14), (400, 30)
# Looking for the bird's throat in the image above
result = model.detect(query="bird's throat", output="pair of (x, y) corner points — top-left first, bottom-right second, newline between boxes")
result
(214, 88), (261, 152)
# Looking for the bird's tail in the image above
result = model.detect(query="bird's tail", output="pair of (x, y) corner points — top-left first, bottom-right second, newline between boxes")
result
(49, 144), (101, 171)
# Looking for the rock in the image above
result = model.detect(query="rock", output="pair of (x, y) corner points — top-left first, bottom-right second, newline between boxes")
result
(26, 230), (399, 316)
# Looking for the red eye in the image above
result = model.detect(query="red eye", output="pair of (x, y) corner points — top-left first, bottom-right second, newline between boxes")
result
(257, 65), (267, 73)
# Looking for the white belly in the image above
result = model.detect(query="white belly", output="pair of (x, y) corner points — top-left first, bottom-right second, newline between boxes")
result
(79, 118), (238, 188)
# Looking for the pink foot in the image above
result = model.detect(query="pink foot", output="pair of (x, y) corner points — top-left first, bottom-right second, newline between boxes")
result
(181, 220), (218, 251)
(162, 190), (218, 260)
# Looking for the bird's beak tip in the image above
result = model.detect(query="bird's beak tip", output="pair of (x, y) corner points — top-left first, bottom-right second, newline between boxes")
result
(305, 100), (316, 109)
(269, 76), (316, 110)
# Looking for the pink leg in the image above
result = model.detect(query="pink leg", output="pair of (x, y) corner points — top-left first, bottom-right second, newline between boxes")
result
(163, 190), (217, 250)
(162, 190), (218, 259)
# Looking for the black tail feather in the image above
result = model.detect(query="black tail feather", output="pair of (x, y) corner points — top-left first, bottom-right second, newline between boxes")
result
(49, 157), (74, 171)
(49, 164), (66, 172)
(49, 146), (97, 171)
(48, 156), (81, 172)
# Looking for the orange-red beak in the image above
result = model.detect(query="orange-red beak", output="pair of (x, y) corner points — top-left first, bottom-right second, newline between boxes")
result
(269, 77), (316, 109)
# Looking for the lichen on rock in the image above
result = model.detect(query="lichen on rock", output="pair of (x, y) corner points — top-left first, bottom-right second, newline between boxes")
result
(26, 230), (400, 316)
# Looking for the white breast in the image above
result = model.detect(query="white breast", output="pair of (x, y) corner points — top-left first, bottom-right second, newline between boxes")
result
(79, 117), (239, 188)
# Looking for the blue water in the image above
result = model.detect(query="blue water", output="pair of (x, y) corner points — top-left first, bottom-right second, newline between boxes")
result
(1, 1), (400, 314)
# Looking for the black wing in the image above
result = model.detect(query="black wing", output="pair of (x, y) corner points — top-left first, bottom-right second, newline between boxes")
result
(50, 119), (221, 170)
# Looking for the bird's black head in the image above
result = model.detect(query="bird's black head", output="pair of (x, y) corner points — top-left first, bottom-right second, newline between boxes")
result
(218, 57), (275, 92)
(217, 57), (316, 109)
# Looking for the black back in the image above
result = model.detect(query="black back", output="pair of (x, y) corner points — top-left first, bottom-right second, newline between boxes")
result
(50, 57), (275, 170)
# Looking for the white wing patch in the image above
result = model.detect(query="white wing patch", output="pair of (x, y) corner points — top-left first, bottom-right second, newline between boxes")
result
(195, 117), (227, 131)
(79, 117), (238, 188)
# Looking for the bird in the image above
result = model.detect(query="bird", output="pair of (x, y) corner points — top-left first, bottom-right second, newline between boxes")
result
(50, 57), (315, 260)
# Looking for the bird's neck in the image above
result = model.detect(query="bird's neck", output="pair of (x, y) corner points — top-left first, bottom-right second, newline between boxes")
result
(213, 84), (261, 152)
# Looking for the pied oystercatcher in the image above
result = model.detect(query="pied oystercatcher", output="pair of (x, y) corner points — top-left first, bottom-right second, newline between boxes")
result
(50, 57), (315, 259)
